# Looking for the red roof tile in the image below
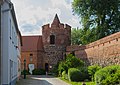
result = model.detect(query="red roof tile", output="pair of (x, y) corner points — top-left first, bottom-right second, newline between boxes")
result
(22, 36), (43, 52)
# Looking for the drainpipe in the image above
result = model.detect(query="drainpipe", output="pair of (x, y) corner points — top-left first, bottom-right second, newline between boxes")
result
(0, 5), (1, 85)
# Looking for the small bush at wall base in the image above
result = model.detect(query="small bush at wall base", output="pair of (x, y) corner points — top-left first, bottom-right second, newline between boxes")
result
(21, 70), (30, 75)
(58, 54), (84, 76)
(95, 65), (120, 85)
(62, 71), (68, 80)
(51, 64), (59, 76)
(68, 68), (82, 82)
(78, 67), (90, 81)
(32, 69), (46, 75)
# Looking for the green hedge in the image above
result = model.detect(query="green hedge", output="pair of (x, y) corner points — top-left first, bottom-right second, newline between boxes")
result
(78, 67), (90, 81)
(68, 68), (82, 82)
(32, 69), (46, 75)
(95, 65), (120, 85)
(51, 64), (59, 76)
(21, 70), (30, 75)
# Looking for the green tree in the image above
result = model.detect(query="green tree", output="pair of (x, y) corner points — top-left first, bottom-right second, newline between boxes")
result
(71, 28), (96, 45)
(71, 28), (82, 45)
(72, 0), (120, 40)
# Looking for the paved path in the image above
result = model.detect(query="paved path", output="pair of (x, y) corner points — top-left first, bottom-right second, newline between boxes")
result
(17, 75), (70, 85)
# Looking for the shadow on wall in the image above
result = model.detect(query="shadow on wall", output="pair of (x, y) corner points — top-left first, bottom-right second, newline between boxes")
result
(37, 36), (44, 69)
(75, 46), (90, 66)
(66, 45), (90, 66)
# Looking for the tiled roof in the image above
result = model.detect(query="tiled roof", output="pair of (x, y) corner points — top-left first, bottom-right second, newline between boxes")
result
(22, 36), (43, 52)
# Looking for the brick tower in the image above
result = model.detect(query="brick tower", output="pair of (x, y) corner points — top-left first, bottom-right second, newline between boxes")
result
(42, 14), (71, 70)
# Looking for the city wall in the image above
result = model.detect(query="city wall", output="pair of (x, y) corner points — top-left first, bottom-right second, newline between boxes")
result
(66, 32), (120, 66)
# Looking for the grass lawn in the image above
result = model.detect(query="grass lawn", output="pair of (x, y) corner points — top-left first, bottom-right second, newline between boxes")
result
(60, 78), (95, 85)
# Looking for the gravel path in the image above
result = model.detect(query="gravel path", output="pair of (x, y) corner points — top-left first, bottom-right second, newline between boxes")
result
(16, 75), (70, 85)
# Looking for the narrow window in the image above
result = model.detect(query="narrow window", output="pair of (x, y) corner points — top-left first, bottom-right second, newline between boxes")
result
(30, 54), (33, 56)
(50, 35), (55, 44)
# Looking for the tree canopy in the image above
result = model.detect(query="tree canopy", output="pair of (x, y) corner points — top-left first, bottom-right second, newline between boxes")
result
(71, 28), (82, 45)
(72, 0), (120, 41)
(71, 28), (95, 45)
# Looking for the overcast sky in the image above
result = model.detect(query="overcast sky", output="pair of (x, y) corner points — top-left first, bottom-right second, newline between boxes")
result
(11, 0), (81, 35)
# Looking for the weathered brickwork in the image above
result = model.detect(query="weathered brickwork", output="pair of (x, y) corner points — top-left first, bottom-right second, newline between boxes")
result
(66, 32), (120, 66)
(21, 36), (44, 70)
(21, 51), (38, 70)
(42, 14), (71, 68)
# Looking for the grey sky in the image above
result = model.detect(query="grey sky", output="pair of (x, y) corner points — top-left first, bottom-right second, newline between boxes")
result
(11, 0), (81, 35)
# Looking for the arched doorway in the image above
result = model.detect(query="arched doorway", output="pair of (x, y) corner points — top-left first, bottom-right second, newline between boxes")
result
(45, 63), (49, 72)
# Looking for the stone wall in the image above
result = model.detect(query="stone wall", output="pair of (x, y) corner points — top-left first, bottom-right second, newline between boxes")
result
(66, 32), (120, 66)
(43, 45), (65, 65)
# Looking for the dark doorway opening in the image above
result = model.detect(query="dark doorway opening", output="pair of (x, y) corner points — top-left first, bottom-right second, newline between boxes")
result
(45, 63), (49, 72)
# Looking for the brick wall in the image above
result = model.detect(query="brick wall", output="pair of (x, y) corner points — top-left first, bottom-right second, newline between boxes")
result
(66, 32), (120, 66)
(21, 51), (38, 70)
(42, 14), (71, 69)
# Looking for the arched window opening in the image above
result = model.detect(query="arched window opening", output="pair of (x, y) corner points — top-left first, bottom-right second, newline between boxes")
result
(50, 35), (55, 44)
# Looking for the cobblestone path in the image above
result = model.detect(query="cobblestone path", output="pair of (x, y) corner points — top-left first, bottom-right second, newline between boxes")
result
(16, 75), (70, 85)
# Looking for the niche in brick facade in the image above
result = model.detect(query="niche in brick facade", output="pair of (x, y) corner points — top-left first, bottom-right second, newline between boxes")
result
(50, 35), (55, 44)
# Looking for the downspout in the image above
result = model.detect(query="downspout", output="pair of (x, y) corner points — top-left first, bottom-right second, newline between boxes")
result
(0, 2), (1, 85)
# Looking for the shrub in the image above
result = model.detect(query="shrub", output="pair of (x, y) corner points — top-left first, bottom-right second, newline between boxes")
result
(21, 70), (30, 75)
(95, 65), (120, 85)
(78, 67), (90, 81)
(32, 69), (45, 75)
(65, 54), (84, 68)
(88, 65), (101, 81)
(58, 54), (84, 76)
(51, 64), (59, 76)
(62, 71), (68, 80)
(68, 68), (82, 82)
(58, 61), (68, 76)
